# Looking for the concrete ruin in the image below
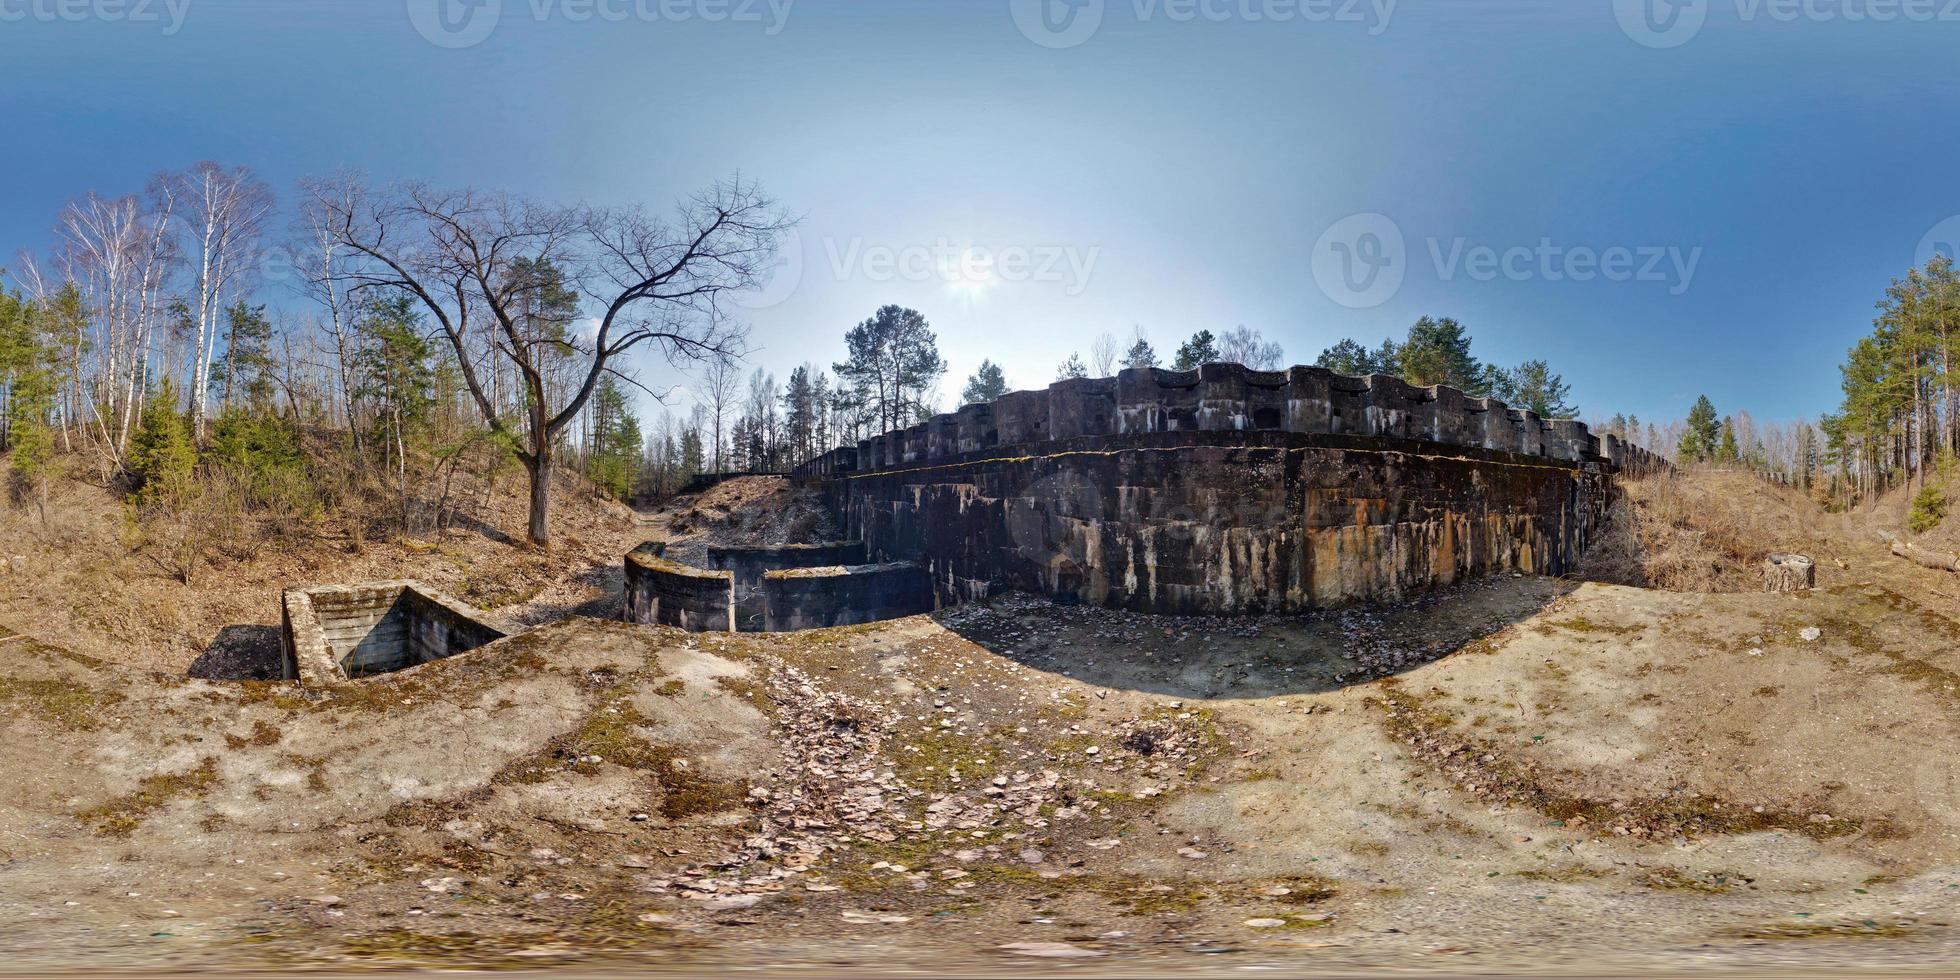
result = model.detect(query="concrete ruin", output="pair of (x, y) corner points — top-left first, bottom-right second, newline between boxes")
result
(623, 541), (935, 634)
(790, 362), (1665, 616)
(277, 362), (1664, 660)
(280, 581), (510, 685)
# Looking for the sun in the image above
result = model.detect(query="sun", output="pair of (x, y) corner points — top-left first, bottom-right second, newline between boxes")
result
(941, 248), (997, 299)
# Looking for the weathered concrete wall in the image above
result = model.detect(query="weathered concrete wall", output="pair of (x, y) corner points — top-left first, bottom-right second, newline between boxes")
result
(829, 430), (1612, 615)
(709, 541), (869, 577)
(624, 543), (736, 633)
(795, 362), (1670, 480)
(624, 541), (933, 633)
(281, 582), (508, 685)
(709, 542), (871, 631)
(759, 562), (936, 632)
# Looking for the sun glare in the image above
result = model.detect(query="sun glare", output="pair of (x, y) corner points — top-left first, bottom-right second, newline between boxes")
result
(941, 248), (996, 298)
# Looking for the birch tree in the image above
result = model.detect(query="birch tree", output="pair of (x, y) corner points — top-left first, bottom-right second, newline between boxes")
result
(168, 162), (273, 440)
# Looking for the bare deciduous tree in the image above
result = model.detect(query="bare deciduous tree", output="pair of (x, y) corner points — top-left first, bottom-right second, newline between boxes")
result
(1089, 330), (1118, 377)
(702, 353), (742, 474)
(1218, 325), (1285, 370)
(306, 174), (790, 546)
(52, 189), (176, 471)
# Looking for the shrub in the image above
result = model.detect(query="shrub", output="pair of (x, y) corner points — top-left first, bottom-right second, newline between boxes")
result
(1909, 485), (1947, 535)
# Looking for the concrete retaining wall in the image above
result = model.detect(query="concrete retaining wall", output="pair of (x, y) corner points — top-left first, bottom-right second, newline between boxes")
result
(793, 362), (1669, 480)
(624, 543), (736, 632)
(759, 562), (936, 631)
(830, 429), (1613, 615)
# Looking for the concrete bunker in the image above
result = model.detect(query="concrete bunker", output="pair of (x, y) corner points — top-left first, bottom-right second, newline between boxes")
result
(281, 581), (510, 685)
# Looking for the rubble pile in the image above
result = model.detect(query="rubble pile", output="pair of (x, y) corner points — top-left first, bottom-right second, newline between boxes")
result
(642, 661), (1223, 912)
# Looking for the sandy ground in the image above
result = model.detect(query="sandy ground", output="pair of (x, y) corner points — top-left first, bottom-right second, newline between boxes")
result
(5, 472), (1960, 974)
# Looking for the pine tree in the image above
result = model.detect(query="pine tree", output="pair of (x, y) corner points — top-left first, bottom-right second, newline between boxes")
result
(834, 306), (945, 435)
(127, 379), (197, 504)
(961, 359), (1008, 405)
(1398, 316), (1483, 391)
(1172, 330), (1220, 370)
(1499, 360), (1576, 417)
(1371, 338), (1403, 377)
(0, 287), (35, 454)
(1056, 353), (1089, 380)
(588, 375), (642, 500)
(1315, 339), (1375, 376)
(1678, 395), (1720, 462)
(3, 297), (56, 516)
(214, 301), (277, 415)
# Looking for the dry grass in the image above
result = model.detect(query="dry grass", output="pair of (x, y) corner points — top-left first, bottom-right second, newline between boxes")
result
(1581, 470), (1828, 592)
(648, 477), (838, 566)
(0, 453), (639, 673)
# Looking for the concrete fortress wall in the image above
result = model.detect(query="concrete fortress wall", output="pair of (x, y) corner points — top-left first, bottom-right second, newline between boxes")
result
(795, 362), (1667, 479)
(794, 362), (1658, 616)
(832, 431), (1612, 615)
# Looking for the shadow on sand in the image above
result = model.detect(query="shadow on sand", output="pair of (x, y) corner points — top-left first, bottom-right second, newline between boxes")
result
(189, 624), (286, 681)
(930, 575), (1580, 700)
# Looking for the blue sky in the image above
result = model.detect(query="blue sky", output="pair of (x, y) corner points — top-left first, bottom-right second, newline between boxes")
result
(4, 0), (1959, 427)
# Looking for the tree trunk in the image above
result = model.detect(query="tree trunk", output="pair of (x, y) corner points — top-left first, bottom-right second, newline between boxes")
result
(528, 450), (552, 548)
(1763, 554), (1815, 592)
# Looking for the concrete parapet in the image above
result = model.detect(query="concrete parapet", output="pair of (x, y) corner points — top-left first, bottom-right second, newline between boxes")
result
(790, 360), (1674, 480)
(797, 447), (858, 480)
(956, 403), (997, 455)
(759, 562), (936, 631)
(624, 543), (735, 633)
(1050, 376), (1119, 440)
(709, 540), (870, 629)
(901, 425), (928, 465)
(624, 540), (935, 634)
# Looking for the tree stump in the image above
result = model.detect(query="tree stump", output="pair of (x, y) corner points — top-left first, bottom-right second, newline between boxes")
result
(1763, 553), (1815, 592)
